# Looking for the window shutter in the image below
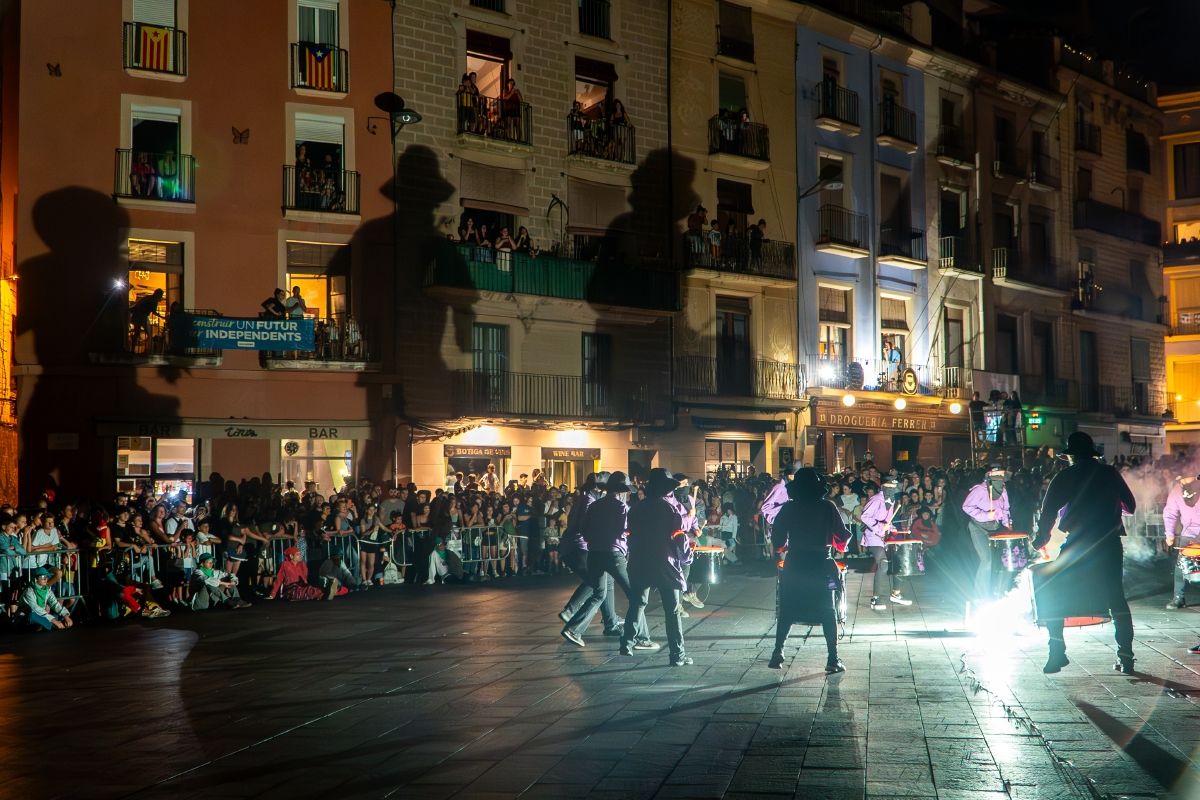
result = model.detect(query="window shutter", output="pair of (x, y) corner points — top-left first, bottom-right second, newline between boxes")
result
(132, 0), (176, 27)
(819, 287), (849, 323)
(881, 297), (909, 330)
(459, 161), (529, 217)
(1131, 339), (1151, 382)
(294, 115), (344, 145)
(286, 241), (347, 273)
(567, 179), (628, 233)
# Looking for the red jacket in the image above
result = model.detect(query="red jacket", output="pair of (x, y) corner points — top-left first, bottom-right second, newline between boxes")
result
(911, 517), (941, 547)
(270, 559), (310, 597)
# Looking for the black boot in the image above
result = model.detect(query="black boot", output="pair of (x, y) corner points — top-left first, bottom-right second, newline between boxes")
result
(768, 648), (784, 669)
(1044, 639), (1069, 674)
(1114, 650), (1135, 674)
(825, 655), (846, 674)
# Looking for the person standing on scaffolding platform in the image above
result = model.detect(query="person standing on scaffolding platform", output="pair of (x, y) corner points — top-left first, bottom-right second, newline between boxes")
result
(769, 468), (850, 673)
(1031, 432), (1137, 674)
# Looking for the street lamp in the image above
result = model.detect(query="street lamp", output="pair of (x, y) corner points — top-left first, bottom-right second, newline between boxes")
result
(799, 163), (844, 200)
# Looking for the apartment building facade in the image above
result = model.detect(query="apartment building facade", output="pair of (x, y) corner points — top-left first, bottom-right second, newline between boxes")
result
(8, 0), (407, 502)
(391, 0), (674, 489)
(1159, 90), (1200, 454)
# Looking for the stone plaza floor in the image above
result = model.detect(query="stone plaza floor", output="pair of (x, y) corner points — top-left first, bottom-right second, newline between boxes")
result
(6, 557), (1200, 799)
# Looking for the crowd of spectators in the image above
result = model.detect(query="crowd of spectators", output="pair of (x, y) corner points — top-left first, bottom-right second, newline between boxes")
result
(0, 447), (1180, 634)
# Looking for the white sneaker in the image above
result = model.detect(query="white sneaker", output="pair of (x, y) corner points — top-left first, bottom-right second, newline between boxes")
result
(890, 592), (912, 606)
(870, 597), (887, 611)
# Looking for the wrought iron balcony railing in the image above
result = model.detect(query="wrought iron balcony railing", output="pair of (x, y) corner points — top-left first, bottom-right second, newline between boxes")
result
(879, 225), (927, 263)
(455, 93), (533, 146)
(1073, 198), (1161, 247)
(567, 115), (635, 164)
(799, 355), (968, 397)
(261, 315), (372, 365)
(1029, 151), (1060, 188)
(936, 124), (970, 163)
(123, 308), (220, 359)
(282, 165), (360, 214)
(114, 149), (195, 203)
(426, 243), (679, 312)
(815, 81), (860, 128)
(877, 100), (917, 146)
(675, 356), (803, 400)
(938, 235), (983, 274)
(452, 370), (667, 421)
(815, 205), (869, 251)
(683, 236), (795, 280)
(122, 21), (187, 75)
(290, 42), (348, 92)
(708, 115), (769, 161)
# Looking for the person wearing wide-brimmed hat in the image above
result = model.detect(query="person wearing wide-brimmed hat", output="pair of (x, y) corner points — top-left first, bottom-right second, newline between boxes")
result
(561, 471), (651, 649)
(1031, 431), (1137, 674)
(557, 473), (622, 638)
(624, 468), (693, 665)
(769, 468), (850, 673)
(961, 466), (1012, 604)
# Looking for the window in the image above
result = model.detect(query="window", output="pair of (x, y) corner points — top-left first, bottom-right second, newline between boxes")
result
(127, 238), (183, 354)
(1131, 338), (1151, 412)
(291, 113), (346, 211)
(575, 57), (617, 117)
(280, 439), (353, 495)
(128, 104), (183, 199)
(582, 333), (612, 412)
(285, 240), (348, 322)
(822, 55), (841, 83)
(466, 30), (512, 100)
(1175, 143), (1200, 199)
(472, 323), (508, 374)
(1028, 208), (1052, 269)
(996, 313), (1019, 374)
(880, 297), (908, 331)
(1126, 128), (1151, 174)
(298, 0), (339, 46)
(940, 187), (967, 237)
(458, 161), (529, 242)
(818, 152), (848, 209)
(994, 114), (1015, 167)
(717, 1), (754, 62)
(1127, 181), (1142, 214)
(819, 287), (851, 366)
(126, 0), (184, 75)
(879, 172), (910, 229)
(879, 70), (903, 104)
(993, 198), (1017, 251)
(939, 94), (962, 128)
(133, 0), (176, 26)
(1031, 320), (1054, 379)
(1077, 166), (1093, 200)
(716, 296), (752, 395)
(578, 0), (610, 39)
(944, 307), (966, 370)
(881, 296), (909, 382)
(116, 436), (195, 495)
(718, 72), (748, 114)
(716, 179), (753, 239)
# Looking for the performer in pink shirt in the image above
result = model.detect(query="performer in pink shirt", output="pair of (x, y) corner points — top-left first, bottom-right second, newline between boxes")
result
(960, 468), (1011, 602)
(1163, 475), (1200, 610)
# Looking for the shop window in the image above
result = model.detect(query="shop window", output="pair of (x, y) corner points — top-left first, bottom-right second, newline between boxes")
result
(116, 436), (195, 495)
(703, 438), (760, 479)
(126, 238), (183, 355)
(281, 439), (353, 494)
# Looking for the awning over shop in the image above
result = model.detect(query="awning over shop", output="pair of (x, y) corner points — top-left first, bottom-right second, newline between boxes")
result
(96, 418), (371, 439)
(691, 417), (786, 433)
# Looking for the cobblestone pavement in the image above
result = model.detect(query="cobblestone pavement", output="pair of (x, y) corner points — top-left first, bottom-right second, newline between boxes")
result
(5, 558), (1200, 799)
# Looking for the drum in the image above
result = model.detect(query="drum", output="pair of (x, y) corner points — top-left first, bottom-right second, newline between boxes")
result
(1178, 543), (1200, 583)
(692, 545), (724, 585)
(1030, 559), (1112, 628)
(989, 532), (1031, 572)
(886, 539), (925, 577)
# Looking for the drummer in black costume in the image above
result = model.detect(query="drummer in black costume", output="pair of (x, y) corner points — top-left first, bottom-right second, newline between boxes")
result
(769, 468), (851, 673)
(557, 473), (622, 637)
(1031, 432), (1137, 674)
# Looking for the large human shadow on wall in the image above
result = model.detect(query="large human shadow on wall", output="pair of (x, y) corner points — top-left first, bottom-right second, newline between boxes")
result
(16, 188), (181, 503)
(582, 148), (698, 426)
(340, 145), (477, 479)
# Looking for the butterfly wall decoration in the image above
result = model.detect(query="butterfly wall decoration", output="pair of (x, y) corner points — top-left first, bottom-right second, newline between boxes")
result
(231, 127), (250, 144)
(46, 63), (61, 77)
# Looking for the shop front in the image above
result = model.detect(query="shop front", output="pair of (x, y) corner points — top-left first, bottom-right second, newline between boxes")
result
(806, 396), (969, 472)
(97, 418), (371, 497)
(411, 426), (633, 492)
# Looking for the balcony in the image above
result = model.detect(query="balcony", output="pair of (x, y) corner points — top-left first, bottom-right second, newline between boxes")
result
(452, 370), (666, 422)
(1166, 239), (1200, 265)
(717, 34), (754, 63)
(1075, 121), (1102, 157)
(876, 100), (918, 153)
(282, 165), (360, 216)
(675, 356), (802, 401)
(992, 248), (1072, 295)
(1020, 375), (1078, 408)
(113, 149), (195, 204)
(469, 0), (506, 9)
(799, 356), (967, 398)
(261, 315), (376, 370)
(425, 243), (678, 312)
(579, 0), (611, 38)
(708, 115), (769, 163)
(1073, 199), (1161, 247)
(815, 0), (912, 39)
(814, 81), (861, 135)
(993, 141), (1021, 178)
(455, 94), (533, 148)
(1027, 151), (1060, 191)
(92, 308), (220, 366)
(122, 21), (187, 76)
(814, 205), (869, 259)
(1081, 383), (1164, 417)
(1170, 313), (1200, 336)
(938, 236), (984, 277)
(683, 236), (796, 281)
(290, 42), (348, 93)
(566, 115), (635, 165)
(935, 124), (972, 169)
(878, 225), (927, 269)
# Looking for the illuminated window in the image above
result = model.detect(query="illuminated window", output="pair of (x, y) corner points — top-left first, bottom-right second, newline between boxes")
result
(281, 439), (353, 493)
(116, 436), (195, 495)
(127, 238), (183, 354)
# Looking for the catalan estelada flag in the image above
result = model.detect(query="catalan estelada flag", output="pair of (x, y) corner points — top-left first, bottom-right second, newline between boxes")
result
(138, 24), (172, 72)
(304, 43), (336, 91)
